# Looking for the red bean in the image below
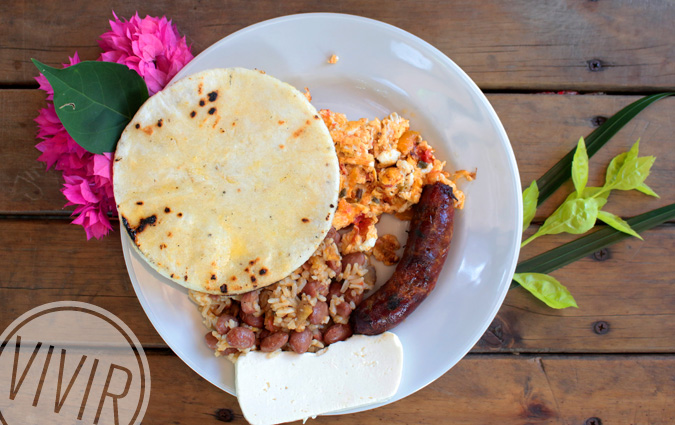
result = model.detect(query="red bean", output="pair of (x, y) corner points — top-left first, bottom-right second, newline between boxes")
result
(335, 299), (353, 317)
(240, 291), (259, 314)
(312, 328), (323, 343)
(223, 347), (239, 355)
(326, 260), (341, 275)
(344, 289), (364, 307)
(301, 279), (328, 298)
(323, 324), (353, 345)
(328, 281), (343, 300)
(226, 327), (256, 349)
(309, 301), (329, 325)
(240, 312), (264, 328)
(260, 332), (289, 352)
(205, 332), (219, 350)
(326, 227), (341, 245)
(289, 329), (313, 354)
(215, 314), (238, 335)
(341, 253), (366, 272)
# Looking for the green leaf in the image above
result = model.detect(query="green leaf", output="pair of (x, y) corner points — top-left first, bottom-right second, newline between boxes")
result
(626, 138), (640, 162)
(572, 137), (589, 194)
(597, 210), (643, 240)
(513, 273), (578, 309)
(579, 186), (610, 209)
(512, 202), (675, 289)
(561, 187), (609, 210)
(635, 182), (660, 198)
(535, 93), (674, 206)
(32, 59), (149, 154)
(522, 181), (539, 229)
(539, 197), (599, 236)
(604, 140), (657, 195)
(605, 152), (627, 186)
(521, 197), (599, 247)
(607, 156), (655, 191)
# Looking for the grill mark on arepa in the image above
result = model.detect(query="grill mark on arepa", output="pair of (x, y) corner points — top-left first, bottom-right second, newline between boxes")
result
(121, 214), (157, 242)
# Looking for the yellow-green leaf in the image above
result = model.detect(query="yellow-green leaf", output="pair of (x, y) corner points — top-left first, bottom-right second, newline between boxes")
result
(635, 182), (660, 198)
(597, 210), (643, 240)
(513, 272), (578, 309)
(522, 180), (539, 230)
(572, 137), (589, 194)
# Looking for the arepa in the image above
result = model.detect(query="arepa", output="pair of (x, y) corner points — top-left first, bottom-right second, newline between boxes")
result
(113, 68), (339, 295)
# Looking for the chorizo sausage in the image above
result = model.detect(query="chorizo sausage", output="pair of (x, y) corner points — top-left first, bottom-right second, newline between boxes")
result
(350, 182), (455, 335)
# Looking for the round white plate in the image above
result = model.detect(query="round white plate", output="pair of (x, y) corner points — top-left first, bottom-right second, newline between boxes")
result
(122, 13), (522, 414)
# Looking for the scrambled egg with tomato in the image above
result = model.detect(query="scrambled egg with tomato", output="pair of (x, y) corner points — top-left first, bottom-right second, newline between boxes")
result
(320, 110), (474, 254)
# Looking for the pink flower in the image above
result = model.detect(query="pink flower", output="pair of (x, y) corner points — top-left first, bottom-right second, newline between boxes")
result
(99, 12), (193, 95)
(34, 12), (193, 239)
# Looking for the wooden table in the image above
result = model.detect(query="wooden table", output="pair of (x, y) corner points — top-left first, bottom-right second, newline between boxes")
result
(1, 1), (674, 424)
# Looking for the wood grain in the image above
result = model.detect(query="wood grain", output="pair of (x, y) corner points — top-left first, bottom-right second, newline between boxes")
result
(2, 90), (674, 220)
(1, 220), (673, 353)
(2, 0), (675, 91)
(143, 352), (675, 424)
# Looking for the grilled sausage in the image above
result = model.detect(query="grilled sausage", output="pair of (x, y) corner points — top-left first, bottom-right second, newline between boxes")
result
(350, 182), (455, 335)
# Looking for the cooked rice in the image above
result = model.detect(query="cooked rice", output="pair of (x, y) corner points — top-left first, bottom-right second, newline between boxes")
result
(190, 236), (375, 358)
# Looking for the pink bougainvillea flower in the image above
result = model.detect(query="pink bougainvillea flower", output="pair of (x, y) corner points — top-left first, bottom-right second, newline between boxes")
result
(34, 12), (193, 239)
(98, 12), (193, 95)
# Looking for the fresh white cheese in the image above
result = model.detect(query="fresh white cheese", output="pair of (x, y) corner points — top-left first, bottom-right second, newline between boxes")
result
(376, 149), (401, 167)
(235, 332), (403, 425)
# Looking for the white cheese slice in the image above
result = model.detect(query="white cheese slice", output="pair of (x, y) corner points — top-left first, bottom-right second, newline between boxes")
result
(235, 332), (403, 425)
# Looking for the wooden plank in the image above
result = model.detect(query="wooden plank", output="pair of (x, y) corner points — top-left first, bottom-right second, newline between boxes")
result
(1, 220), (673, 353)
(0, 90), (66, 213)
(1, 1), (675, 91)
(0, 219), (165, 345)
(141, 352), (675, 424)
(2, 90), (674, 219)
(477, 224), (675, 353)
(494, 94), (675, 221)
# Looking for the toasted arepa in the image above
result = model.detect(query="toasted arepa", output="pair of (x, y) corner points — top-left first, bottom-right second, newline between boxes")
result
(114, 68), (339, 295)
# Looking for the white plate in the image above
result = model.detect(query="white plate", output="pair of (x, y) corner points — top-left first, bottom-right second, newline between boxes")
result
(122, 13), (522, 415)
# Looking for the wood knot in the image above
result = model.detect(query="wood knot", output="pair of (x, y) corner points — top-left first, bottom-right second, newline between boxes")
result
(585, 417), (602, 425)
(478, 315), (516, 349)
(214, 408), (234, 422)
(521, 401), (554, 420)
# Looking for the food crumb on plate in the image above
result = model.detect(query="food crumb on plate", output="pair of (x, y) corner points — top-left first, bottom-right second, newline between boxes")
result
(328, 54), (339, 64)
